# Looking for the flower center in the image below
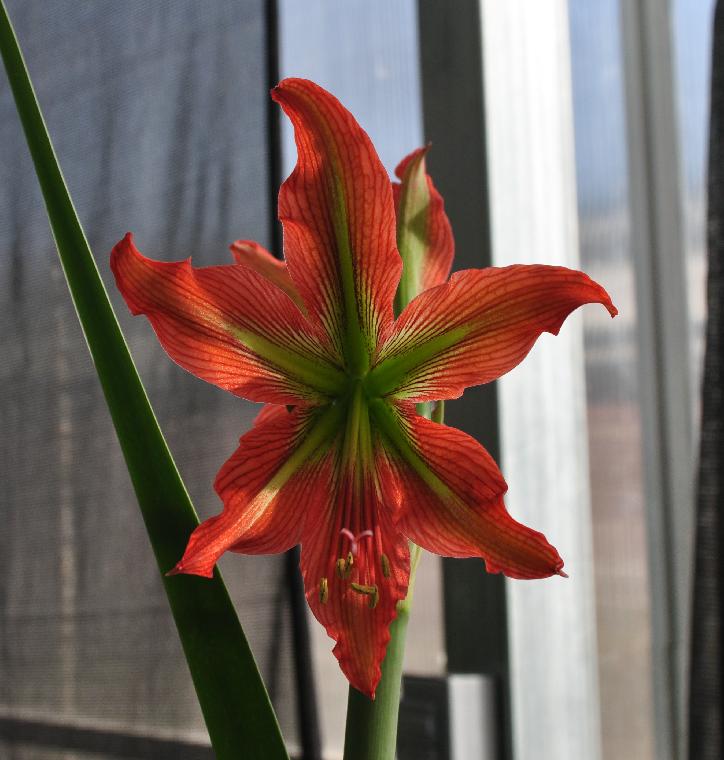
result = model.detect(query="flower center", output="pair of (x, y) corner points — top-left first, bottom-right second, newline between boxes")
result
(335, 528), (374, 582)
(316, 527), (391, 610)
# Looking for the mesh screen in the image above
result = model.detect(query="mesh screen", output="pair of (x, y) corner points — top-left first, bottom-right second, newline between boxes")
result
(0, 0), (299, 754)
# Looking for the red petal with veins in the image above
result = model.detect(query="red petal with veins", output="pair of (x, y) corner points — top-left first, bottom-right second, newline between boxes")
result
(229, 239), (305, 310)
(300, 464), (409, 697)
(111, 233), (343, 405)
(373, 265), (617, 401)
(393, 146), (454, 295)
(169, 406), (328, 577)
(272, 78), (401, 360)
(251, 403), (287, 428)
(377, 404), (564, 579)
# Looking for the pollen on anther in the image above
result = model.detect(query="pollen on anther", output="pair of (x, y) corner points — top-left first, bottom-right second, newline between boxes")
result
(380, 554), (391, 578)
(370, 587), (379, 609)
(319, 577), (329, 604)
(350, 582), (379, 609)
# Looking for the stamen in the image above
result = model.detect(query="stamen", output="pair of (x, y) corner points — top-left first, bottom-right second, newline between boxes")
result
(350, 582), (379, 609)
(380, 554), (391, 579)
(319, 577), (329, 604)
(336, 556), (353, 580)
(346, 551), (354, 569)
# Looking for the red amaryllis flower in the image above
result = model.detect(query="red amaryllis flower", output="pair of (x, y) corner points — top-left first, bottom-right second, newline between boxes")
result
(111, 78), (616, 697)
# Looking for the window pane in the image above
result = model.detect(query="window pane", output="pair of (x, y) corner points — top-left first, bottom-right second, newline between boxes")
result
(569, 2), (655, 758)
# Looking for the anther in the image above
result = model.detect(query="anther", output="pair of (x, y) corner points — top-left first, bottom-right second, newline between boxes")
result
(380, 554), (391, 578)
(319, 577), (329, 604)
(350, 582), (379, 609)
(336, 556), (352, 580)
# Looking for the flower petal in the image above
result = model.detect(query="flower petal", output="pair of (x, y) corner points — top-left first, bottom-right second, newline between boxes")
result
(251, 403), (286, 428)
(272, 78), (401, 370)
(300, 463), (410, 697)
(229, 239), (305, 310)
(373, 401), (564, 579)
(370, 265), (617, 401)
(169, 404), (344, 577)
(393, 147), (454, 307)
(111, 233), (345, 405)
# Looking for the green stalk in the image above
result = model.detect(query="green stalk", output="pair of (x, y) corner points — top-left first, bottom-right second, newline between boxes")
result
(0, 4), (287, 758)
(342, 604), (411, 760)
(342, 542), (425, 760)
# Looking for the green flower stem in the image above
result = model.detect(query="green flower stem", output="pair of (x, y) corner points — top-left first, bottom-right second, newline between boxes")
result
(343, 543), (422, 760)
(342, 604), (411, 760)
(0, 4), (287, 757)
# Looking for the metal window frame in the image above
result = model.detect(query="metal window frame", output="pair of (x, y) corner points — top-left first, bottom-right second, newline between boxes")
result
(0, 712), (215, 760)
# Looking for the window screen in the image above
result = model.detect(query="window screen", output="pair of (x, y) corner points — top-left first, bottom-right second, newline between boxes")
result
(0, 1), (301, 756)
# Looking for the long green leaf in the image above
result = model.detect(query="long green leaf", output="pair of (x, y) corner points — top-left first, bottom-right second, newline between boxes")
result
(0, 4), (289, 758)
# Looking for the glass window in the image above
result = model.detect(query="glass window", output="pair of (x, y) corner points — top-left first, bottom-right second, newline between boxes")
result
(569, 2), (655, 758)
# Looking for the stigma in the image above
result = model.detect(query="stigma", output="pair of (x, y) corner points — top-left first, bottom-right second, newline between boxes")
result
(339, 528), (373, 556)
(336, 527), (374, 579)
